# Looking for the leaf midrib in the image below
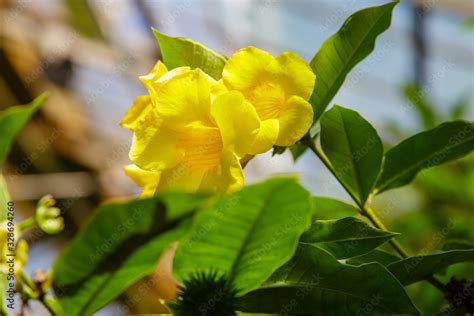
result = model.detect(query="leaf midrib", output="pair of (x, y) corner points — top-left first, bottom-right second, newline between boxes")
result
(227, 183), (285, 282)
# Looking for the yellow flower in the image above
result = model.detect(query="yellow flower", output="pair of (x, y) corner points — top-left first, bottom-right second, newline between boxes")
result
(220, 47), (315, 154)
(121, 62), (260, 195)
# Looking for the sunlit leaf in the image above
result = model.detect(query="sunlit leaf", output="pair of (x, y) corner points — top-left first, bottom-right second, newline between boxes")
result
(321, 105), (383, 204)
(309, 1), (398, 122)
(173, 178), (312, 296)
(153, 29), (227, 80)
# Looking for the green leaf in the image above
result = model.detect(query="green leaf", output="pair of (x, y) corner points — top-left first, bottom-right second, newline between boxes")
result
(387, 249), (474, 285)
(173, 178), (312, 296)
(53, 192), (208, 316)
(238, 244), (419, 315)
(312, 196), (359, 220)
(152, 29), (227, 80)
(347, 249), (401, 266)
(375, 120), (474, 193)
(0, 94), (46, 165)
(309, 1), (398, 122)
(300, 217), (398, 259)
(320, 105), (384, 204)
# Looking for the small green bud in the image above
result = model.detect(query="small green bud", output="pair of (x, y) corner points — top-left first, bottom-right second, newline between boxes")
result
(36, 195), (64, 234)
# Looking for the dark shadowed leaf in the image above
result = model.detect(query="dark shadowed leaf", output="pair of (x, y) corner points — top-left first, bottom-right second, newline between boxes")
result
(173, 178), (313, 296)
(347, 249), (401, 266)
(153, 29), (227, 80)
(321, 105), (384, 204)
(53, 192), (208, 316)
(387, 249), (474, 285)
(375, 121), (474, 193)
(300, 217), (397, 259)
(238, 244), (419, 315)
(309, 1), (398, 122)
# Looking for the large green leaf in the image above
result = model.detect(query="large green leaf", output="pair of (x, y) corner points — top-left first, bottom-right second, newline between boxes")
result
(375, 121), (474, 193)
(152, 29), (227, 80)
(387, 249), (474, 285)
(173, 178), (312, 296)
(0, 94), (46, 165)
(309, 1), (398, 122)
(300, 217), (397, 259)
(312, 196), (359, 220)
(53, 192), (208, 316)
(238, 244), (419, 315)
(320, 105), (384, 204)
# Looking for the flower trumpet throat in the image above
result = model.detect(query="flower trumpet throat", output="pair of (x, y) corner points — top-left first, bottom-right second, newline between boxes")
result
(121, 47), (315, 196)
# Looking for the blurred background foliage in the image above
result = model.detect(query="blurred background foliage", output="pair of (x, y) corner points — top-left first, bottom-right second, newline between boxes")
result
(0, 0), (473, 314)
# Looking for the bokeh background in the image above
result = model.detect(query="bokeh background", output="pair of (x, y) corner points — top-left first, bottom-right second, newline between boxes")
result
(0, 0), (473, 314)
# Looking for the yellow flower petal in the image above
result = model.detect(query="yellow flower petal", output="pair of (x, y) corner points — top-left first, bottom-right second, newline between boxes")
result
(124, 164), (160, 197)
(120, 95), (152, 130)
(199, 151), (244, 193)
(179, 123), (223, 171)
(210, 79), (228, 101)
(156, 69), (216, 127)
(211, 91), (260, 158)
(157, 163), (207, 192)
(139, 60), (168, 88)
(222, 46), (274, 91)
(275, 52), (315, 100)
(130, 122), (185, 171)
(248, 118), (279, 155)
(275, 96), (313, 146)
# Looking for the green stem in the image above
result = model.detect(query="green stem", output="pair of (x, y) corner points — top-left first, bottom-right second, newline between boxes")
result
(305, 138), (446, 292)
(18, 217), (36, 232)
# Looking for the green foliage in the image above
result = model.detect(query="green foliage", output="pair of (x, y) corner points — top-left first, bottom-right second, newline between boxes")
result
(153, 28), (227, 80)
(0, 94), (46, 165)
(347, 249), (401, 266)
(53, 193), (208, 316)
(238, 244), (419, 315)
(300, 217), (398, 259)
(375, 121), (474, 193)
(309, 1), (398, 122)
(312, 196), (359, 220)
(387, 249), (474, 285)
(173, 178), (312, 296)
(320, 105), (383, 204)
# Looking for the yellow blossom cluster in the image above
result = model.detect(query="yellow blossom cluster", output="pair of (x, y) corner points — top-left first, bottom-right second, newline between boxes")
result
(121, 47), (315, 196)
